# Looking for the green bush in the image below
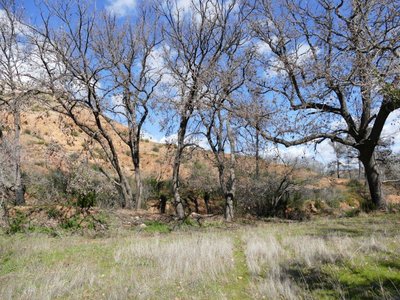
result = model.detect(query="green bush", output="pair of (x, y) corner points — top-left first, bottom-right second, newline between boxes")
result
(8, 211), (28, 234)
(76, 191), (96, 209)
(60, 216), (81, 230)
(143, 177), (173, 200)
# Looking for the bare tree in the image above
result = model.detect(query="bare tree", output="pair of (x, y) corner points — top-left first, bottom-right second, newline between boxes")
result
(0, 0), (38, 205)
(251, 0), (400, 209)
(159, 0), (245, 219)
(33, 0), (134, 208)
(94, 6), (162, 210)
(237, 90), (270, 179)
(200, 107), (237, 221)
(329, 141), (347, 178)
(200, 50), (253, 221)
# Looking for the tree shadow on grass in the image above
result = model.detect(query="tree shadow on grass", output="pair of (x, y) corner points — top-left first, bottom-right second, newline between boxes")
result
(284, 261), (400, 300)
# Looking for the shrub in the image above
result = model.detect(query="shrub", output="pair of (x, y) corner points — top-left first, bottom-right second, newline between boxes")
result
(68, 152), (80, 161)
(60, 215), (81, 230)
(314, 188), (346, 209)
(70, 130), (79, 137)
(7, 210), (28, 234)
(47, 207), (62, 219)
(237, 171), (301, 218)
(26, 163), (120, 208)
(26, 169), (69, 203)
(346, 179), (364, 192)
(143, 177), (173, 200)
(76, 191), (96, 209)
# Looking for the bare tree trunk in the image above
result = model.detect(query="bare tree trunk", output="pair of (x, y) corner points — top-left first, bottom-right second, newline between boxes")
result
(13, 108), (24, 206)
(347, 156), (352, 179)
(255, 126), (260, 179)
(131, 143), (143, 210)
(134, 167), (143, 209)
(172, 116), (189, 220)
(336, 160), (340, 179)
(118, 173), (134, 209)
(188, 195), (199, 213)
(159, 194), (167, 214)
(93, 112), (134, 209)
(217, 164), (227, 195)
(360, 152), (386, 210)
(204, 191), (210, 214)
(225, 115), (236, 222)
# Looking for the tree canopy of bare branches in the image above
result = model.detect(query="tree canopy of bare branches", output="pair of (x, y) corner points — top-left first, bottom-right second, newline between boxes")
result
(159, 0), (248, 219)
(250, 0), (400, 209)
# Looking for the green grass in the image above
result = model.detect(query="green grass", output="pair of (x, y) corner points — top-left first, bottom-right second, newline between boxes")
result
(223, 236), (252, 299)
(143, 220), (171, 233)
(0, 214), (399, 299)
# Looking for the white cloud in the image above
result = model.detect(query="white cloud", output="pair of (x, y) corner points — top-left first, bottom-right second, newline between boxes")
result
(160, 133), (178, 145)
(381, 109), (400, 153)
(176, 0), (191, 11)
(106, 0), (136, 16)
(148, 46), (174, 85)
(171, 0), (239, 24)
(265, 140), (336, 165)
(255, 40), (273, 60)
(158, 133), (210, 149)
(141, 131), (157, 141)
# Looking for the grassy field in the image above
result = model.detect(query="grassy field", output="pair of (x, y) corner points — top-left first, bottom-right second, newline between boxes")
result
(1, 214), (399, 299)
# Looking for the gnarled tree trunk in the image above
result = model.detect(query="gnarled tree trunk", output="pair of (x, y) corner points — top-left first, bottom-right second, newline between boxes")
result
(360, 152), (386, 209)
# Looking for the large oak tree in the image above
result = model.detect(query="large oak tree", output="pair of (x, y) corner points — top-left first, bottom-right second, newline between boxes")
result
(251, 0), (400, 209)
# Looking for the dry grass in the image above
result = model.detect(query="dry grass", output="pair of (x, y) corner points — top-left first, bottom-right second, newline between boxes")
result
(110, 234), (234, 298)
(1, 263), (97, 300)
(243, 218), (400, 300)
(1, 214), (399, 299)
(244, 234), (284, 275)
(0, 232), (234, 299)
(114, 234), (233, 282)
(283, 236), (337, 267)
